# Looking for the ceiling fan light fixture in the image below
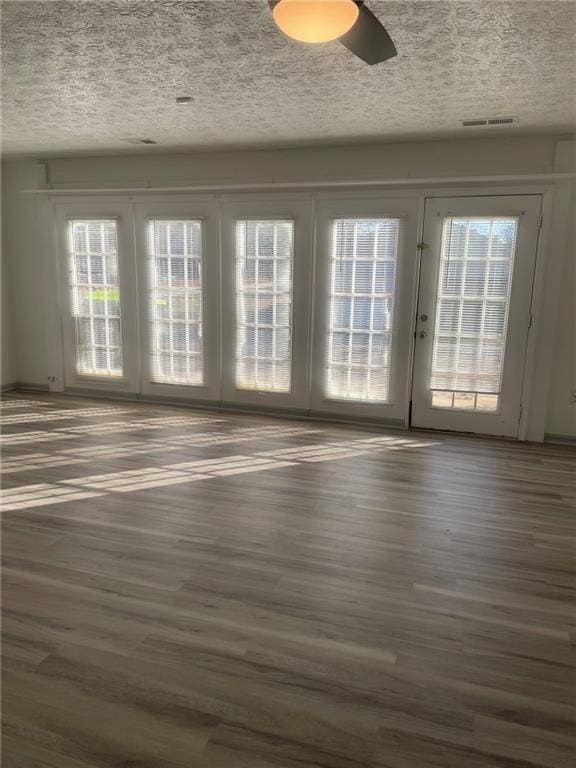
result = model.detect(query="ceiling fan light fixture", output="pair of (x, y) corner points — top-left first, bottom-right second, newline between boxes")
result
(272, 0), (359, 44)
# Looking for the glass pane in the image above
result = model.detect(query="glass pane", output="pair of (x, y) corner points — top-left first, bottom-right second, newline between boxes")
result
(431, 390), (499, 413)
(429, 216), (518, 412)
(235, 220), (294, 393)
(67, 220), (123, 377)
(148, 220), (204, 385)
(325, 218), (400, 403)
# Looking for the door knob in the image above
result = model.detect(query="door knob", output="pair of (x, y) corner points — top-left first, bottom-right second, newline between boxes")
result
(420, 314), (428, 322)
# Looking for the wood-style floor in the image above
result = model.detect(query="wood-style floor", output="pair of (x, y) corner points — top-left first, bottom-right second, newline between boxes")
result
(1, 392), (575, 768)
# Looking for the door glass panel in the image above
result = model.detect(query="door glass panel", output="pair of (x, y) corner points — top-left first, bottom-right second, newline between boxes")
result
(325, 218), (400, 402)
(235, 220), (294, 392)
(147, 220), (204, 385)
(429, 217), (518, 412)
(67, 219), (123, 377)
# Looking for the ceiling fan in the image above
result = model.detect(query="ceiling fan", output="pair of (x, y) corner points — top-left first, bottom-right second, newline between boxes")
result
(268, 0), (397, 65)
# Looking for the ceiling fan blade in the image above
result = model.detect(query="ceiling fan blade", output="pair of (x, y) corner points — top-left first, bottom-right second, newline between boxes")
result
(338, 2), (397, 65)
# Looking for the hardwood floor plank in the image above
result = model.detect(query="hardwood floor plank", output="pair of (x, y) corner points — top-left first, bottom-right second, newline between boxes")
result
(2, 392), (575, 768)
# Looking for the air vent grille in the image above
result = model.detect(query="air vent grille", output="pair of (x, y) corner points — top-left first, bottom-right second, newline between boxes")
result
(461, 116), (519, 128)
(122, 138), (159, 145)
(487, 117), (518, 126)
(462, 119), (488, 127)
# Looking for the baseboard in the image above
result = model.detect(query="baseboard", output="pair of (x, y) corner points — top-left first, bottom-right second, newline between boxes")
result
(544, 433), (576, 445)
(10, 382), (50, 392)
(0, 382), (17, 392)
(55, 386), (408, 432)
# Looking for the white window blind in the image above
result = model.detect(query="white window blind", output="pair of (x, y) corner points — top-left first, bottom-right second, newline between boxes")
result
(235, 220), (294, 393)
(147, 220), (204, 386)
(325, 218), (400, 403)
(67, 219), (123, 377)
(430, 217), (518, 412)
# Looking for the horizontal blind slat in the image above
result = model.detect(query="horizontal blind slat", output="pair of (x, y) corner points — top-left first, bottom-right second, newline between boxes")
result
(148, 220), (205, 386)
(324, 218), (400, 404)
(235, 220), (294, 393)
(67, 219), (123, 378)
(430, 216), (518, 413)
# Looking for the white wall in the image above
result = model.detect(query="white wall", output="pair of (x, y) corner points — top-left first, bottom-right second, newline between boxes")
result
(2, 160), (48, 387)
(45, 135), (559, 187)
(2, 134), (574, 437)
(1, 166), (16, 386)
(545, 182), (576, 439)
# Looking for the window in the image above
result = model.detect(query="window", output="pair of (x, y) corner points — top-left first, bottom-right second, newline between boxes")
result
(430, 217), (518, 412)
(235, 220), (294, 392)
(147, 220), (204, 385)
(324, 218), (400, 402)
(67, 219), (123, 377)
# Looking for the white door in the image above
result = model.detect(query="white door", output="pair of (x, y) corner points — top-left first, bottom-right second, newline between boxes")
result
(220, 198), (313, 410)
(411, 195), (541, 437)
(133, 200), (220, 402)
(54, 199), (140, 393)
(310, 197), (420, 424)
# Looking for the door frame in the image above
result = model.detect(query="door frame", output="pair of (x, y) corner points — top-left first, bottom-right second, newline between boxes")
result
(402, 183), (564, 442)
(220, 196), (314, 410)
(52, 198), (140, 393)
(309, 195), (421, 424)
(133, 198), (221, 402)
(410, 194), (542, 437)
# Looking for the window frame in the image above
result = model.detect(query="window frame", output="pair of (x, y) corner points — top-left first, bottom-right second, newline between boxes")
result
(54, 199), (139, 392)
(133, 200), (220, 402)
(220, 198), (313, 410)
(46, 181), (563, 444)
(310, 197), (420, 423)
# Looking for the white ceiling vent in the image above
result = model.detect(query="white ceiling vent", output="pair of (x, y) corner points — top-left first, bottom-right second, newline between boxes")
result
(121, 138), (159, 145)
(461, 116), (519, 128)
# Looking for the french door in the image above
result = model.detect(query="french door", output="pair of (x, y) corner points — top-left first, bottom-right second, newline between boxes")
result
(54, 200), (140, 393)
(133, 201), (220, 401)
(411, 195), (541, 437)
(310, 197), (420, 423)
(220, 199), (313, 410)
(54, 193), (542, 438)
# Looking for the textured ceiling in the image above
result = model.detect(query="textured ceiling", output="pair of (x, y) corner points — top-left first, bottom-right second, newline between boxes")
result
(1, 0), (575, 156)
